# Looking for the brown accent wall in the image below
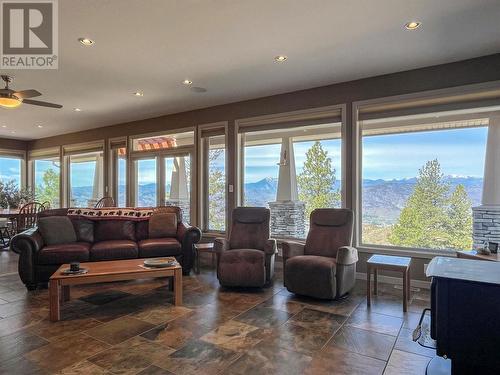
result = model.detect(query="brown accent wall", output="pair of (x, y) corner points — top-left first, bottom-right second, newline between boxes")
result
(0, 137), (28, 151)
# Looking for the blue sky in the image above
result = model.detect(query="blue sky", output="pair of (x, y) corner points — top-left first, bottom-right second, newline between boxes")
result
(362, 127), (487, 180)
(0, 127), (489, 189)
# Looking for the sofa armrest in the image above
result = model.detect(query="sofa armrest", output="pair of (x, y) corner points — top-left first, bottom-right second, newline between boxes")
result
(10, 228), (44, 289)
(176, 222), (202, 275)
(281, 240), (305, 262)
(264, 239), (278, 255)
(336, 246), (359, 265)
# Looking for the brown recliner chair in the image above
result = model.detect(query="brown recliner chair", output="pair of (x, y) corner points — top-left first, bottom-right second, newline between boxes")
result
(215, 207), (277, 287)
(282, 208), (358, 299)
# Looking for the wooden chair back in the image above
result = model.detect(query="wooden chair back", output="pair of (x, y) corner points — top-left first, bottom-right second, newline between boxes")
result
(94, 196), (116, 208)
(17, 202), (45, 233)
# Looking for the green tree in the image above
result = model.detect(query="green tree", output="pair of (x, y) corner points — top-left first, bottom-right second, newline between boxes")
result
(446, 184), (473, 249)
(208, 148), (225, 231)
(297, 141), (340, 219)
(35, 168), (60, 207)
(389, 159), (473, 250)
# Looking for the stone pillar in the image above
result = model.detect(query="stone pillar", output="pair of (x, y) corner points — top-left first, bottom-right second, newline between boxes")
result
(166, 157), (190, 222)
(269, 137), (306, 238)
(473, 115), (500, 246)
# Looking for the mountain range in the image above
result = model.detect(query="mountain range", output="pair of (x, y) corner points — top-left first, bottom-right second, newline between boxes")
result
(71, 176), (483, 225)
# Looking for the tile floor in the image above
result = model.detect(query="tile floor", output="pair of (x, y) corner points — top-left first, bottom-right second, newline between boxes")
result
(0, 251), (435, 374)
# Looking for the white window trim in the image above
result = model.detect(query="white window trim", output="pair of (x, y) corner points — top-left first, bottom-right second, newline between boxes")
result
(352, 80), (500, 256)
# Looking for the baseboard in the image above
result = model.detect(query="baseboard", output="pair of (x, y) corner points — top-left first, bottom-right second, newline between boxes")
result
(356, 272), (431, 289)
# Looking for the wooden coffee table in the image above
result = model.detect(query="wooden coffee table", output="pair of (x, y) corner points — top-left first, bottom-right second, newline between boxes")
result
(49, 259), (182, 321)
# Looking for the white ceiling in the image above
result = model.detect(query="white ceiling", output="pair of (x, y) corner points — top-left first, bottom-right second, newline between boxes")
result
(1, 0), (500, 140)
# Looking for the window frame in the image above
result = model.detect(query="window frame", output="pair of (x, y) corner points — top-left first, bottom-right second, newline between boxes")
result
(0, 148), (27, 189)
(352, 81), (500, 258)
(108, 137), (128, 207)
(62, 141), (105, 208)
(128, 127), (197, 223)
(234, 104), (347, 240)
(28, 147), (62, 208)
(197, 121), (229, 234)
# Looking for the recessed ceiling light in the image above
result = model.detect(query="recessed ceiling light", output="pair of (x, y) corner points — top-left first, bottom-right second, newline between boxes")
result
(37, 125), (43, 128)
(405, 21), (421, 30)
(10, 131), (15, 134)
(183, 79), (193, 85)
(78, 37), (94, 46)
(1, 125), (6, 128)
(73, 107), (82, 112)
(133, 91), (144, 97)
(274, 55), (288, 62)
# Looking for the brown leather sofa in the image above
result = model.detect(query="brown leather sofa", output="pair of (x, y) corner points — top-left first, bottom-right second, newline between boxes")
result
(11, 207), (201, 290)
(282, 208), (358, 299)
(215, 207), (277, 287)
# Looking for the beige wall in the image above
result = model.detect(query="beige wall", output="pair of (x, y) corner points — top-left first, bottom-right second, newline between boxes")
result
(5, 53), (500, 283)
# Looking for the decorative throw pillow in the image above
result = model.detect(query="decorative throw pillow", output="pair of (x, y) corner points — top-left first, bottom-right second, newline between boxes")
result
(148, 213), (177, 238)
(38, 216), (77, 246)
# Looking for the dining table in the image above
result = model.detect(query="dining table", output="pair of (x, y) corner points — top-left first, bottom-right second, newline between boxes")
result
(0, 209), (20, 219)
(0, 209), (18, 249)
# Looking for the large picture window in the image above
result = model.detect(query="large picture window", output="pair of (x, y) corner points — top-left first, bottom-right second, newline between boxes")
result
(240, 115), (343, 239)
(360, 115), (488, 251)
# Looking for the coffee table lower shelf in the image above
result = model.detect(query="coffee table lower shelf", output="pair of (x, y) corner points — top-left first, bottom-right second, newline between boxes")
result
(49, 259), (182, 322)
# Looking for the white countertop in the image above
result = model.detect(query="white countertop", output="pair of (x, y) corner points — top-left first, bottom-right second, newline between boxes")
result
(426, 256), (500, 285)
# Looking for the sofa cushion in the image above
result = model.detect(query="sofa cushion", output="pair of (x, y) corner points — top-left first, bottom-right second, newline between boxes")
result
(38, 242), (90, 265)
(94, 220), (136, 242)
(138, 238), (182, 257)
(70, 217), (94, 243)
(38, 216), (77, 246)
(90, 240), (138, 261)
(285, 255), (337, 299)
(136, 220), (149, 241)
(149, 213), (177, 238)
(218, 249), (266, 287)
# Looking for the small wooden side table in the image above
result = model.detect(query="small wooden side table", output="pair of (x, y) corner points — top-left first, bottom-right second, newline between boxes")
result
(194, 243), (216, 274)
(367, 254), (412, 312)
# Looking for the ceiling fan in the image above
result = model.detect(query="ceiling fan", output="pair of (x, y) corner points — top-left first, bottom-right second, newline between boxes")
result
(0, 75), (62, 109)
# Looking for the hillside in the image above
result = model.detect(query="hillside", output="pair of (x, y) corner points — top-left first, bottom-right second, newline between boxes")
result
(71, 176), (483, 225)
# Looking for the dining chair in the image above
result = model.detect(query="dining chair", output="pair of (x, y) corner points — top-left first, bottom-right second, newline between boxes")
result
(94, 196), (116, 208)
(16, 202), (45, 233)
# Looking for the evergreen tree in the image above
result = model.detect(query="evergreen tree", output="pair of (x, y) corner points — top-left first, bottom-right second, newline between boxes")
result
(297, 141), (340, 219)
(35, 168), (60, 207)
(446, 184), (473, 249)
(389, 159), (450, 248)
(389, 159), (473, 250)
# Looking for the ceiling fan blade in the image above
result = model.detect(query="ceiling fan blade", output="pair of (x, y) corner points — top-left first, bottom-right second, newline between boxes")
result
(22, 99), (62, 108)
(0, 88), (14, 95)
(14, 89), (42, 99)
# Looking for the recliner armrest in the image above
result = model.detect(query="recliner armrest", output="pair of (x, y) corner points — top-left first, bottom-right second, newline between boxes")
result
(264, 239), (277, 255)
(214, 237), (230, 253)
(336, 246), (358, 265)
(281, 240), (305, 261)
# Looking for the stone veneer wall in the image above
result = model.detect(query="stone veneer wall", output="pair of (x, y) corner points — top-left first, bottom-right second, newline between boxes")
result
(472, 206), (500, 247)
(165, 199), (190, 224)
(269, 201), (306, 238)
